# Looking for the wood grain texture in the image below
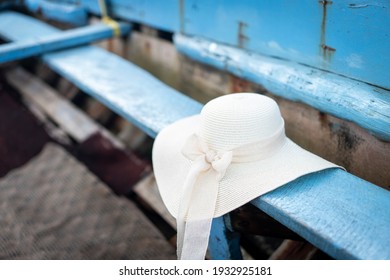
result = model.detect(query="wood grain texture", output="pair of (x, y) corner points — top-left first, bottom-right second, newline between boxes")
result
(5, 67), (121, 146)
(42, 46), (202, 137)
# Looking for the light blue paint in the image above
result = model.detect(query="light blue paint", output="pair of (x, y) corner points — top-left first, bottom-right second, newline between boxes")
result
(0, 12), (201, 137)
(325, 0), (390, 87)
(42, 47), (202, 137)
(0, 12), (59, 41)
(182, 0), (390, 89)
(24, 0), (40, 12)
(21, 0), (389, 88)
(209, 216), (242, 260)
(80, 0), (181, 32)
(174, 34), (390, 142)
(0, 22), (131, 64)
(252, 168), (390, 260)
(24, 0), (88, 26)
(1, 12), (389, 260)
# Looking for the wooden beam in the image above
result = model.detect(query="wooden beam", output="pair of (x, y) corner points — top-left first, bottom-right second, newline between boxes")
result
(0, 19), (131, 64)
(5, 67), (121, 147)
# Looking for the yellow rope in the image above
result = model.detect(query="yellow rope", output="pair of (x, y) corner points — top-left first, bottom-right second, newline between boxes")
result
(98, 0), (121, 37)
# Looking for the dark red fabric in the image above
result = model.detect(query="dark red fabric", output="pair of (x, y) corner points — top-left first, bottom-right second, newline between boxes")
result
(0, 77), (148, 195)
(76, 132), (150, 195)
(0, 83), (51, 178)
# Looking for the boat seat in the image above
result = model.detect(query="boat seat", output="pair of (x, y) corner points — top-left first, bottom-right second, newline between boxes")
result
(0, 11), (389, 260)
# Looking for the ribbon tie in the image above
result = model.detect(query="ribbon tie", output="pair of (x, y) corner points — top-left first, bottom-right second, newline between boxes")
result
(176, 134), (232, 259)
(183, 133), (233, 180)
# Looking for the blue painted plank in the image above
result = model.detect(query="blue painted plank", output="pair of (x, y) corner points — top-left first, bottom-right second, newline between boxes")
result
(209, 216), (242, 260)
(182, 0), (390, 89)
(0, 11), (59, 41)
(0, 22), (131, 64)
(42, 47), (202, 137)
(0, 12), (201, 137)
(253, 168), (390, 260)
(21, 0), (390, 88)
(174, 34), (390, 142)
(24, 0), (88, 26)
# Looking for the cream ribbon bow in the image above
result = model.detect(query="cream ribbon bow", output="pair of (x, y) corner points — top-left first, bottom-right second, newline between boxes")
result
(177, 133), (232, 260)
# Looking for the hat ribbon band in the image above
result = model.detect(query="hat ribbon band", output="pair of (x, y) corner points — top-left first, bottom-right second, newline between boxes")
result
(177, 134), (232, 259)
(176, 159), (220, 259)
(231, 124), (286, 163)
(177, 127), (286, 259)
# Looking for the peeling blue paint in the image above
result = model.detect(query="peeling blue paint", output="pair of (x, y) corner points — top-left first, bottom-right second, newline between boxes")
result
(0, 11), (202, 137)
(252, 168), (390, 260)
(0, 22), (131, 64)
(14, 0), (390, 88)
(174, 34), (390, 142)
(24, 0), (88, 26)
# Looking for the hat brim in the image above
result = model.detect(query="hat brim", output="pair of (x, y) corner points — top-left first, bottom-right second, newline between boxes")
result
(153, 115), (340, 219)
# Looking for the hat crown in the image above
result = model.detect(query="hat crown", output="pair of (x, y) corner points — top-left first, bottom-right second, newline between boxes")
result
(200, 93), (284, 151)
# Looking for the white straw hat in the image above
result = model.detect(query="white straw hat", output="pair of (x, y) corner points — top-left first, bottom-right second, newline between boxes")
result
(152, 93), (341, 259)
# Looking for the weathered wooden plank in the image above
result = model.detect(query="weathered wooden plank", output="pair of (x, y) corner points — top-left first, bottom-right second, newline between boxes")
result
(209, 216), (243, 260)
(0, 21), (131, 64)
(41, 46), (202, 137)
(0, 11), (202, 138)
(119, 30), (390, 187)
(5, 67), (122, 147)
(22, 0), (390, 88)
(174, 34), (390, 142)
(180, 0), (390, 89)
(253, 169), (390, 260)
(133, 173), (177, 229)
(24, 0), (88, 26)
(6, 67), (179, 226)
(0, 11), (59, 40)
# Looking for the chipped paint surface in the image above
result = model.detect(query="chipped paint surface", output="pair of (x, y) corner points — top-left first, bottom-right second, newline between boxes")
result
(181, 0), (389, 88)
(0, 11), (202, 137)
(0, 21), (131, 64)
(252, 168), (390, 259)
(174, 33), (390, 141)
(319, 0), (336, 65)
(237, 21), (248, 49)
(15, 0), (390, 88)
(24, 0), (88, 26)
(318, 1), (336, 65)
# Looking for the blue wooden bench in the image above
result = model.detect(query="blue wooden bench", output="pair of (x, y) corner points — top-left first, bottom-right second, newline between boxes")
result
(0, 11), (389, 260)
